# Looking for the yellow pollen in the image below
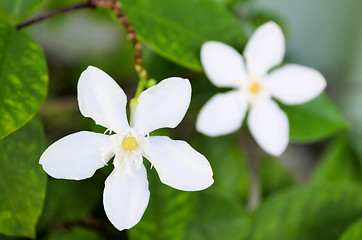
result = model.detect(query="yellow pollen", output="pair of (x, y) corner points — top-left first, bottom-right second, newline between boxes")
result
(249, 81), (261, 94)
(122, 137), (138, 152)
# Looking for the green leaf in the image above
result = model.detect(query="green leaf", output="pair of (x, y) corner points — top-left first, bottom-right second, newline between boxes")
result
(184, 193), (250, 240)
(259, 156), (295, 199)
(0, 0), (47, 23)
(193, 134), (250, 203)
(0, 117), (47, 238)
(280, 93), (349, 142)
(39, 177), (103, 224)
(0, 20), (48, 139)
(121, 0), (246, 70)
(247, 184), (362, 240)
(339, 219), (362, 240)
(209, 0), (235, 5)
(128, 167), (195, 240)
(310, 136), (361, 184)
(44, 228), (105, 240)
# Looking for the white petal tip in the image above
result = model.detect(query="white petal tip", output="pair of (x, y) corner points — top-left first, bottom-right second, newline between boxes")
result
(146, 136), (214, 192)
(316, 72), (327, 90)
(268, 64), (327, 105)
(201, 41), (223, 53)
(86, 65), (97, 70)
(244, 21), (285, 75)
(166, 173), (214, 192)
(267, 145), (287, 157)
(263, 21), (282, 31)
(201, 41), (246, 88)
(77, 66), (129, 132)
(103, 167), (150, 232)
(196, 125), (219, 137)
(133, 77), (191, 134)
(248, 100), (289, 158)
(81, 65), (100, 75)
(196, 121), (235, 137)
(255, 136), (288, 157)
(196, 91), (248, 137)
(39, 132), (111, 180)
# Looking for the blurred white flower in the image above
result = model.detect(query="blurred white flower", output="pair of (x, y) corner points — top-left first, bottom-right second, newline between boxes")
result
(196, 22), (326, 156)
(40, 66), (214, 231)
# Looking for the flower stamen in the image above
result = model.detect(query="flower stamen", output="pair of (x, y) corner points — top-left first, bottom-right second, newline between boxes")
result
(122, 137), (138, 152)
(249, 81), (261, 95)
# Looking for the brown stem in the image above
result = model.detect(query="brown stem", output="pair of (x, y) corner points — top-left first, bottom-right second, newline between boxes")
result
(16, 0), (96, 29)
(16, 0), (148, 79)
(95, 0), (148, 79)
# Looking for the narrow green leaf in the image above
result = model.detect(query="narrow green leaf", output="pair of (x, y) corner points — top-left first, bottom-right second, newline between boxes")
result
(44, 228), (105, 240)
(247, 184), (362, 240)
(0, 0), (47, 23)
(193, 134), (250, 203)
(121, 0), (246, 70)
(310, 136), (361, 184)
(280, 93), (349, 142)
(0, 20), (48, 139)
(128, 167), (195, 240)
(339, 219), (362, 240)
(184, 192), (250, 240)
(0, 117), (47, 238)
(259, 156), (295, 199)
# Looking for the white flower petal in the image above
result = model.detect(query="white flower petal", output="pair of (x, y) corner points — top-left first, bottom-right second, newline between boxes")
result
(39, 131), (112, 180)
(103, 164), (150, 231)
(266, 64), (327, 105)
(144, 136), (214, 191)
(133, 77), (191, 135)
(78, 66), (129, 133)
(201, 41), (247, 88)
(244, 22), (285, 75)
(248, 100), (289, 156)
(196, 91), (247, 136)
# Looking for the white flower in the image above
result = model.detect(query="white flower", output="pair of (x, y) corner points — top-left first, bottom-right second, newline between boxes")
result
(196, 22), (326, 156)
(40, 66), (214, 231)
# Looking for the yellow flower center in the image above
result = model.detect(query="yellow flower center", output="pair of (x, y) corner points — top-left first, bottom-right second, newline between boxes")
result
(249, 81), (261, 95)
(122, 137), (138, 152)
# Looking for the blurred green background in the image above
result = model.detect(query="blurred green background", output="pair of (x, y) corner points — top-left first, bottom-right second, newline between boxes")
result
(0, 0), (361, 239)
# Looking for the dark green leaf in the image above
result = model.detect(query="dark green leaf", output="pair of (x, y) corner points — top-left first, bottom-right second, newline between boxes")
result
(184, 192), (250, 240)
(0, 20), (48, 139)
(44, 228), (105, 240)
(128, 167), (195, 240)
(339, 218), (362, 240)
(247, 184), (362, 240)
(280, 93), (349, 142)
(259, 156), (295, 199)
(0, 117), (47, 238)
(0, 0), (47, 24)
(121, 0), (246, 70)
(193, 134), (250, 203)
(39, 177), (103, 223)
(310, 136), (361, 184)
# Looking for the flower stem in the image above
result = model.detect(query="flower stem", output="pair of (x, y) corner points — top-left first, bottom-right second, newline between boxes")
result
(94, 1), (157, 120)
(94, 0), (149, 81)
(241, 137), (262, 210)
(247, 155), (261, 210)
(129, 77), (156, 126)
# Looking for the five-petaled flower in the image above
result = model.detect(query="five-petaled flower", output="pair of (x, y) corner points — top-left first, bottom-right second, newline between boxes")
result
(40, 66), (214, 231)
(196, 21), (327, 156)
